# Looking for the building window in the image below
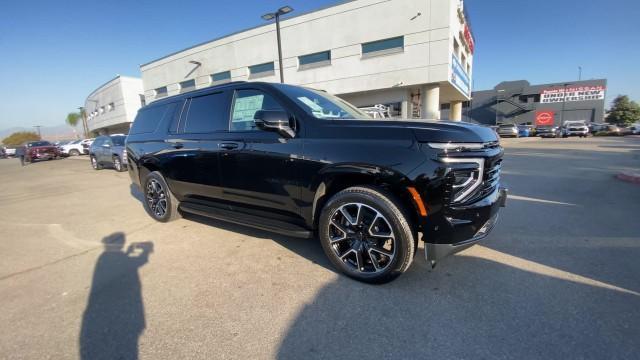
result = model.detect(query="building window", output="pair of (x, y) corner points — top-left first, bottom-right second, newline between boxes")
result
(211, 71), (231, 85)
(362, 36), (404, 58)
(139, 94), (146, 107)
(249, 62), (275, 79)
(180, 79), (196, 93)
(108, 102), (115, 111)
(440, 103), (451, 110)
(155, 86), (168, 99)
(99, 106), (105, 114)
(298, 51), (331, 70)
(453, 38), (460, 58)
(466, 63), (471, 74)
(461, 53), (466, 68)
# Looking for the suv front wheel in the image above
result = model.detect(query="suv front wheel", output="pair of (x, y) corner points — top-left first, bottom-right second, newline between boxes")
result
(318, 186), (415, 284)
(142, 171), (181, 222)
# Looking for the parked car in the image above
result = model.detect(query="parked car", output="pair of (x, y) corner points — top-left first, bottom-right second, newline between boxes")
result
(589, 123), (608, 134)
(536, 126), (561, 138)
(89, 135), (128, 171)
(4, 147), (16, 157)
(497, 124), (519, 138)
(561, 121), (589, 138)
(24, 141), (61, 162)
(629, 125), (640, 135)
(595, 125), (624, 136)
(80, 138), (95, 154)
(126, 82), (507, 284)
(60, 140), (85, 156)
(517, 125), (531, 137)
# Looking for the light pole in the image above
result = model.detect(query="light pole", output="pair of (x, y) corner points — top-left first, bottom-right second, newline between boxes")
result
(578, 66), (582, 81)
(33, 125), (42, 139)
(78, 107), (89, 138)
(261, 6), (294, 83)
(495, 89), (505, 125)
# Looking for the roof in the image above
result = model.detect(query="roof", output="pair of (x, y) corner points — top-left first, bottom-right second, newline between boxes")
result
(139, 0), (357, 68)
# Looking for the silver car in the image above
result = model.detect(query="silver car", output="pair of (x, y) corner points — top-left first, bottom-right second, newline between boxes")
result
(497, 124), (518, 138)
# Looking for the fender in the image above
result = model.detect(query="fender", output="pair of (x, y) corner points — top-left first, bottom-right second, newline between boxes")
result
(305, 162), (414, 228)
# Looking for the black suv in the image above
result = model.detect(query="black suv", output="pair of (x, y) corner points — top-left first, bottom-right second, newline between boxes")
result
(126, 82), (506, 283)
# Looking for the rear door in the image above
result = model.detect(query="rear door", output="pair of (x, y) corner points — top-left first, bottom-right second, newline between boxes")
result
(164, 90), (231, 201)
(218, 88), (304, 218)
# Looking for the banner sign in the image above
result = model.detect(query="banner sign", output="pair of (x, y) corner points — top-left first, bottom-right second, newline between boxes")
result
(451, 55), (471, 97)
(535, 110), (555, 126)
(540, 85), (605, 104)
(463, 25), (475, 54)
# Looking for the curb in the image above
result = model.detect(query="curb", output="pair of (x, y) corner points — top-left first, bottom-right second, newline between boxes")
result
(616, 172), (640, 185)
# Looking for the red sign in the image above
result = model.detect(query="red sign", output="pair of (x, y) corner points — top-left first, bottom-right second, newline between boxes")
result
(535, 110), (555, 126)
(464, 25), (475, 53)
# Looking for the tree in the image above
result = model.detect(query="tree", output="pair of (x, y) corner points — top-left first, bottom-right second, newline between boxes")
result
(606, 95), (640, 126)
(66, 112), (81, 127)
(2, 131), (41, 146)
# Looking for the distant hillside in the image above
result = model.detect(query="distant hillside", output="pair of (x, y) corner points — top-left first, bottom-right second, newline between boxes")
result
(1, 124), (83, 142)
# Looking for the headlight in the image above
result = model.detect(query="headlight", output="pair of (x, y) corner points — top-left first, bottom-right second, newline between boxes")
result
(442, 157), (485, 203)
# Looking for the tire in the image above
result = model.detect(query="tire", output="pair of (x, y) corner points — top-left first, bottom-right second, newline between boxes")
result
(90, 156), (102, 170)
(318, 186), (415, 284)
(113, 156), (125, 172)
(69, 149), (80, 156)
(142, 171), (181, 222)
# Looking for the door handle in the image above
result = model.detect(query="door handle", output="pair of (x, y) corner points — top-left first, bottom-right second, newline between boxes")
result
(172, 143), (184, 149)
(219, 142), (239, 150)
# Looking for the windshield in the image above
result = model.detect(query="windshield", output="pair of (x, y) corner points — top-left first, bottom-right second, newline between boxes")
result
(499, 124), (515, 128)
(27, 141), (52, 147)
(110, 136), (126, 146)
(278, 85), (370, 120)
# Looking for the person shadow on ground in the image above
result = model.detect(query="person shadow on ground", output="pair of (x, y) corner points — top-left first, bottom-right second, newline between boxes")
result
(79, 232), (153, 360)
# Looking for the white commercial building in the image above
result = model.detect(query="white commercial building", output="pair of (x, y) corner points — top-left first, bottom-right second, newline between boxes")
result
(85, 76), (145, 135)
(140, 0), (474, 120)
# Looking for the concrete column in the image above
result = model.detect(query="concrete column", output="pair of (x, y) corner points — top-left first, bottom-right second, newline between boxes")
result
(450, 101), (463, 121)
(421, 85), (440, 120)
(401, 100), (410, 119)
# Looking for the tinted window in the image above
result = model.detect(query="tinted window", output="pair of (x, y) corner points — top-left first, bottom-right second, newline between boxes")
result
(130, 103), (176, 135)
(28, 141), (52, 147)
(362, 36), (404, 55)
(277, 85), (370, 120)
(231, 90), (284, 131)
(183, 92), (229, 133)
(111, 136), (126, 146)
(299, 51), (331, 68)
(180, 79), (196, 93)
(92, 138), (104, 147)
(211, 71), (231, 84)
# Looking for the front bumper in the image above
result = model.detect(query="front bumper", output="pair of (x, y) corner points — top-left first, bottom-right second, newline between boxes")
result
(423, 187), (507, 263)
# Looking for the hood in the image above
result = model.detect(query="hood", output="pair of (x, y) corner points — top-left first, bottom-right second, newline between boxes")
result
(325, 119), (498, 143)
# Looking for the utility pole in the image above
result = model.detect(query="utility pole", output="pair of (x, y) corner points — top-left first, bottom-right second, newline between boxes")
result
(33, 125), (42, 139)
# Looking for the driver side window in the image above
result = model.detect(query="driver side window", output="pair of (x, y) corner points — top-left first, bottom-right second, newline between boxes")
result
(230, 89), (284, 132)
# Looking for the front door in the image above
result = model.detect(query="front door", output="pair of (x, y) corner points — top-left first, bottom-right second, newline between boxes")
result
(218, 88), (304, 219)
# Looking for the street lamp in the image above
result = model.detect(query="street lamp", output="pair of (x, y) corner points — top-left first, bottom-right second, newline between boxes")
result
(33, 125), (42, 138)
(261, 5), (294, 83)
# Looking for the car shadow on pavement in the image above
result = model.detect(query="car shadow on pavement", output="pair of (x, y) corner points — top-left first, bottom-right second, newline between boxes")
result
(181, 213), (334, 272)
(275, 247), (640, 360)
(79, 232), (153, 360)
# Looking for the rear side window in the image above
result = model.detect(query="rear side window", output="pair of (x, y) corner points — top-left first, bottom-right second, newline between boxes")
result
(130, 103), (176, 135)
(183, 92), (229, 133)
(230, 89), (284, 131)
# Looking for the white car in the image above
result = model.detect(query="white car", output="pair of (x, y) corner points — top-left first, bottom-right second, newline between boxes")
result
(60, 139), (88, 156)
(562, 121), (589, 138)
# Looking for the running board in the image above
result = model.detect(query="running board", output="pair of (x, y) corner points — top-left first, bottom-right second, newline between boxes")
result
(179, 202), (313, 239)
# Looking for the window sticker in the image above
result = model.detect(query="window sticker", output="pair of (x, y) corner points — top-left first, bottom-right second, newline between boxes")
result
(232, 94), (264, 122)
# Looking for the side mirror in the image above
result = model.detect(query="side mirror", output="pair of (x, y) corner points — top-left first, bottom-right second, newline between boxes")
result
(102, 143), (111, 148)
(254, 110), (295, 138)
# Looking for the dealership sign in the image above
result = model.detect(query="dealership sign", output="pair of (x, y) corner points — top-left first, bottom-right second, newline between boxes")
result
(463, 25), (475, 53)
(535, 110), (555, 126)
(450, 55), (471, 97)
(540, 85), (605, 104)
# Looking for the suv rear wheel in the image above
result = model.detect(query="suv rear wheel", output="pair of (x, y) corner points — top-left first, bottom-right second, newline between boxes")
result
(142, 171), (181, 222)
(318, 186), (415, 284)
(113, 156), (125, 172)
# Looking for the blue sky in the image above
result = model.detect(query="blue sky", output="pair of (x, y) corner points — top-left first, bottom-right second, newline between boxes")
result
(1, 0), (639, 130)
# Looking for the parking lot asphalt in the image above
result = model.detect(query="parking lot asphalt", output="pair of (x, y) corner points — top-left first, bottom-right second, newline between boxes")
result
(1, 136), (639, 360)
